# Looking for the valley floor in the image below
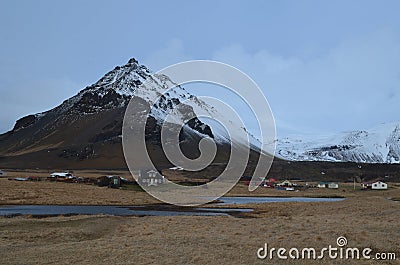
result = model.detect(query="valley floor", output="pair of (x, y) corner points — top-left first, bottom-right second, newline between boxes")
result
(0, 171), (399, 264)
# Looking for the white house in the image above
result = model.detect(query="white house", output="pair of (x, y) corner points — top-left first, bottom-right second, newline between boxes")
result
(362, 180), (388, 190)
(328, 182), (339, 189)
(50, 172), (75, 179)
(317, 182), (339, 189)
(139, 170), (165, 186)
(371, 181), (387, 190)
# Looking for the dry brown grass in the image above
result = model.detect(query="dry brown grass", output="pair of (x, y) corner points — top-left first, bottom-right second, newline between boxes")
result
(0, 172), (399, 264)
(0, 177), (157, 205)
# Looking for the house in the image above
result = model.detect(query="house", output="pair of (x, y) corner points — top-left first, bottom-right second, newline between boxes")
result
(328, 182), (339, 189)
(97, 175), (123, 188)
(263, 181), (276, 188)
(362, 180), (388, 190)
(276, 180), (294, 187)
(262, 178), (277, 188)
(50, 172), (75, 179)
(317, 182), (339, 189)
(49, 172), (76, 182)
(109, 176), (122, 188)
(139, 170), (165, 186)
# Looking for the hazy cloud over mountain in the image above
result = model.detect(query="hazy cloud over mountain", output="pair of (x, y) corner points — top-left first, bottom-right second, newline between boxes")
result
(212, 30), (400, 135)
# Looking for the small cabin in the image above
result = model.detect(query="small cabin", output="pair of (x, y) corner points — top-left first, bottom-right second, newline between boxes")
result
(362, 181), (387, 190)
(139, 170), (165, 186)
(317, 182), (339, 189)
(328, 182), (339, 189)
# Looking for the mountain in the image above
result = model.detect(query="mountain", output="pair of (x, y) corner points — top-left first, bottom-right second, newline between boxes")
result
(4, 56), (397, 170)
(0, 58), (233, 169)
(276, 123), (400, 164)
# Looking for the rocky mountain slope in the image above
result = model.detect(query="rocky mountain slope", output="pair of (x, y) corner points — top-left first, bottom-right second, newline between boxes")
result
(0, 58), (228, 169)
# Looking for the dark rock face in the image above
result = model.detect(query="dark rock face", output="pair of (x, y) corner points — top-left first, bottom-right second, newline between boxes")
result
(13, 114), (38, 131)
(90, 120), (123, 143)
(187, 118), (213, 138)
(59, 144), (95, 161)
(73, 90), (128, 114)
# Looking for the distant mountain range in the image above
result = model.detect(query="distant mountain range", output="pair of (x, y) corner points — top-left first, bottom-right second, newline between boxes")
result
(276, 123), (400, 164)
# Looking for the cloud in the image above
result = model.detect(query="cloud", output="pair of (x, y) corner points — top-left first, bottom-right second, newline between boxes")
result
(0, 77), (82, 133)
(142, 38), (192, 72)
(212, 29), (400, 136)
(2, 31), (398, 138)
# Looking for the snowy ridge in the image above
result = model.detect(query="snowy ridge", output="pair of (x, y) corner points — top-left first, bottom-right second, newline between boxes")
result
(276, 123), (400, 163)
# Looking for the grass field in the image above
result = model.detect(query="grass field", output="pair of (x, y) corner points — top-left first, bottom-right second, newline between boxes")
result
(0, 171), (399, 264)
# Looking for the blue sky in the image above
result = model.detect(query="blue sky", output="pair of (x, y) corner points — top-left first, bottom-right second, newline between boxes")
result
(0, 0), (399, 136)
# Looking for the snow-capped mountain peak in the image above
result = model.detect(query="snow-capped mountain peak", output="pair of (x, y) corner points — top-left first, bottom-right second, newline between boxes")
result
(10, 58), (255, 146)
(276, 122), (400, 163)
(88, 57), (151, 97)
